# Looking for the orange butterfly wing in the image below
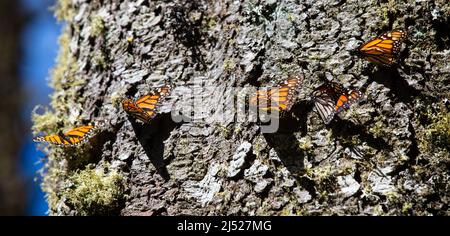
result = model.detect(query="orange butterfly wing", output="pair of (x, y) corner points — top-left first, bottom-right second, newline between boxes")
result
(358, 29), (407, 66)
(312, 82), (362, 124)
(335, 90), (362, 112)
(123, 85), (171, 123)
(250, 76), (302, 112)
(64, 125), (96, 145)
(33, 125), (96, 146)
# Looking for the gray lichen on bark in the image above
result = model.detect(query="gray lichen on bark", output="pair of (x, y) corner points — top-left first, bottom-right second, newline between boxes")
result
(33, 0), (449, 215)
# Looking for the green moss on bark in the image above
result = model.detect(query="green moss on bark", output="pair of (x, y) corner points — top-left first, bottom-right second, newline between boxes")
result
(64, 165), (126, 216)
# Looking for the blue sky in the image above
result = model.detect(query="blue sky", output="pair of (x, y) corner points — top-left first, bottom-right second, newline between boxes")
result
(19, 0), (61, 215)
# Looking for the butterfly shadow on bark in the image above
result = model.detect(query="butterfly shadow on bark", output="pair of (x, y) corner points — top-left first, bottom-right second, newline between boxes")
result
(262, 101), (312, 178)
(369, 67), (422, 105)
(63, 123), (117, 171)
(329, 116), (393, 152)
(129, 113), (178, 181)
(262, 129), (316, 195)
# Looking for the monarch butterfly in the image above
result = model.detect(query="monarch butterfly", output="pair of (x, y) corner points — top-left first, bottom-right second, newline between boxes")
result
(33, 125), (96, 146)
(249, 75), (302, 113)
(312, 81), (362, 124)
(122, 85), (171, 124)
(355, 29), (407, 67)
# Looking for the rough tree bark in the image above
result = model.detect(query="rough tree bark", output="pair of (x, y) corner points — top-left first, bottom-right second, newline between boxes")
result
(0, 1), (26, 215)
(33, 0), (449, 215)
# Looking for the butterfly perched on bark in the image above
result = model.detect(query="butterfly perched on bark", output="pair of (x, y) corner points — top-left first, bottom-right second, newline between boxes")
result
(249, 75), (303, 113)
(33, 125), (97, 146)
(312, 81), (362, 124)
(122, 85), (172, 124)
(354, 29), (407, 67)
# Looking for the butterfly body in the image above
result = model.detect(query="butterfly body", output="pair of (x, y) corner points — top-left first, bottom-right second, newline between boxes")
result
(356, 29), (407, 67)
(122, 85), (171, 123)
(312, 81), (362, 125)
(33, 125), (96, 146)
(249, 76), (302, 113)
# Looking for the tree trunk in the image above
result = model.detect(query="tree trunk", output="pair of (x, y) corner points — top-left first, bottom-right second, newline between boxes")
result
(34, 0), (449, 215)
